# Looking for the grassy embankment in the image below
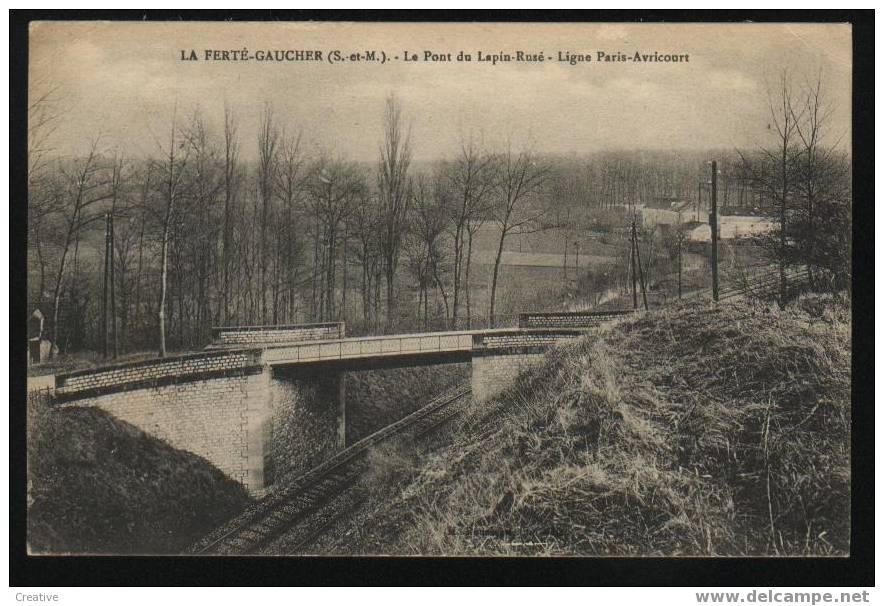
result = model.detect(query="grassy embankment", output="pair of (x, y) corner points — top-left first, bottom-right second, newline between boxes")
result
(315, 293), (851, 556)
(27, 393), (253, 554)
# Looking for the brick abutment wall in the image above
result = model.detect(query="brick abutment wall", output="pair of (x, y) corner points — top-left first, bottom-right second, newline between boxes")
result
(57, 370), (270, 491)
(54, 364), (346, 496)
(471, 352), (547, 403)
(471, 330), (583, 403)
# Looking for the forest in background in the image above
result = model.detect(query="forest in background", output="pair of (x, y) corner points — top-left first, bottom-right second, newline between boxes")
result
(27, 71), (851, 358)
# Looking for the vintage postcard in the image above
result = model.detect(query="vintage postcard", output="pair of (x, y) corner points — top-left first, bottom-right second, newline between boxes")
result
(25, 20), (853, 558)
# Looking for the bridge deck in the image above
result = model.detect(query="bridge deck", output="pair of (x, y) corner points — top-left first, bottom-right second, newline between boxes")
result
(262, 327), (583, 367)
(54, 325), (602, 398)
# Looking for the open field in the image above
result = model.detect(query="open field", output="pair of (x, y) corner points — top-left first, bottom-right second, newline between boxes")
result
(471, 222), (627, 258)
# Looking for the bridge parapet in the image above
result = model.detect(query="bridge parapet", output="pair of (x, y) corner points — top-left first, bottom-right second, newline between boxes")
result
(263, 332), (474, 365)
(518, 310), (632, 329)
(472, 328), (584, 353)
(209, 322), (345, 349)
(55, 349), (264, 400)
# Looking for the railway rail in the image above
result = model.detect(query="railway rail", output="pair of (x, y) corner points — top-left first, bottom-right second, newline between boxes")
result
(680, 265), (809, 303)
(716, 266), (809, 302)
(189, 382), (471, 555)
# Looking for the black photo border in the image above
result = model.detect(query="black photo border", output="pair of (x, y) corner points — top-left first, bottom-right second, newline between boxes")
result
(9, 9), (874, 587)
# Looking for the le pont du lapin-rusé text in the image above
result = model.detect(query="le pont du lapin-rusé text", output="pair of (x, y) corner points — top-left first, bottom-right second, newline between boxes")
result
(181, 48), (691, 65)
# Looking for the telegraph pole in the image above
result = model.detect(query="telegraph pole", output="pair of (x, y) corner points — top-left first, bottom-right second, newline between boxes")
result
(574, 241), (580, 277)
(677, 231), (683, 300)
(710, 160), (719, 302)
(102, 213), (110, 358)
(635, 225), (649, 311)
(110, 213), (118, 358)
(697, 181), (702, 222)
(630, 220), (638, 309)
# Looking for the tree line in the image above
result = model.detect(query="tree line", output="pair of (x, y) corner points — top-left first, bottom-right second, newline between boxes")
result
(27, 74), (851, 358)
(28, 95), (558, 356)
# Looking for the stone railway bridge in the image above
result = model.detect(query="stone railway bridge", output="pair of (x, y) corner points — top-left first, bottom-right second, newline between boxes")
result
(53, 311), (629, 495)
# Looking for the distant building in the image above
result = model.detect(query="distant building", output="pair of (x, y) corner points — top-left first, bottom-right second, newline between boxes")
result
(639, 196), (777, 242)
(638, 200), (694, 228)
(644, 196), (686, 210)
(686, 216), (777, 243)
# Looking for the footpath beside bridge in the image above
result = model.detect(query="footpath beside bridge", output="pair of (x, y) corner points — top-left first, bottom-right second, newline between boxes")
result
(53, 311), (629, 495)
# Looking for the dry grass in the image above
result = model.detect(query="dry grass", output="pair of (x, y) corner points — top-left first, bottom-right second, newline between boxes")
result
(341, 297), (850, 556)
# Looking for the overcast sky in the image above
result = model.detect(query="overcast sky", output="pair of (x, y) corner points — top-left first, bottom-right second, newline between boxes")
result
(30, 21), (852, 162)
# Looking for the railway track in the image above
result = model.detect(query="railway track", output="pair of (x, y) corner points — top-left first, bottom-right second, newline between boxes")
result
(717, 267), (809, 301)
(680, 265), (809, 303)
(189, 382), (471, 555)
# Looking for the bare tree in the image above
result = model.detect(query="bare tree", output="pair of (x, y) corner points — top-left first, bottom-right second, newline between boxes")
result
(113, 211), (139, 351)
(257, 105), (279, 324)
(48, 138), (110, 352)
(181, 111), (222, 346)
(153, 108), (190, 357)
(220, 105), (240, 325)
(445, 137), (494, 328)
(407, 173), (452, 328)
(487, 142), (548, 322)
(27, 81), (63, 310)
(274, 128), (305, 322)
(789, 71), (849, 287)
(28, 77), (60, 184)
(306, 156), (363, 321)
(350, 190), (382, 329)
(377, 95), (412, 328)
(739, 69), (805, 308)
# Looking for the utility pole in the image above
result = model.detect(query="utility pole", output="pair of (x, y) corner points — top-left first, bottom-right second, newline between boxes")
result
(562, 240), (568, 287)
(102, 213), (110, 358)
(710, 160), (719, 302)
(677, 231), (684, 300)
(630, 220), (638, 309)
(341, 221), (348, 324)
(635, 224), (649, 311)
(574, 241), (580, 278)
(110, 213), (118, 358)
